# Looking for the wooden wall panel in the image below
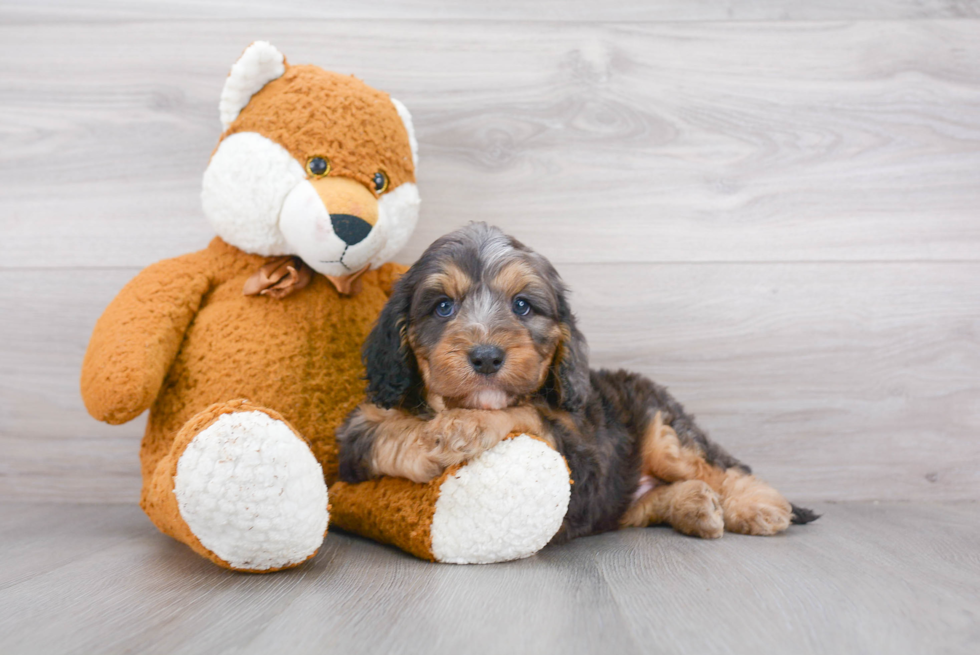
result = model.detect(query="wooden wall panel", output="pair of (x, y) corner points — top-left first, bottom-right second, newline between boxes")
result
(3, 0), (979, 22)
(1, 263), (976, 502)
(1, 2), (977, 502)
(2, 20), (979, 269)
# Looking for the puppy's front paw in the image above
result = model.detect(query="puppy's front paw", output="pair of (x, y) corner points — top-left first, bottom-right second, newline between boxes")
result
(427, 409), (508, 467)
(410, 451), (450, 483)
(721, 474), (792, 536)
(669, 480), (724, 539)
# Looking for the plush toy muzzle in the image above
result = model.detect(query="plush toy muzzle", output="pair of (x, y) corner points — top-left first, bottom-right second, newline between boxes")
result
(278, 175), (382, 275)
(278, 174), (420, 279)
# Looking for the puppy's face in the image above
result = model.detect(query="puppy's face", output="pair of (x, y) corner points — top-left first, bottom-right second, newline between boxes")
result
(408, 244), (561, 409)
(364, 223), (590, 413)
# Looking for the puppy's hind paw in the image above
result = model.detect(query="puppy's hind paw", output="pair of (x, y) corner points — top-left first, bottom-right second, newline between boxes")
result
(721, 473), (792, 536)
(669, 480), (725, 540)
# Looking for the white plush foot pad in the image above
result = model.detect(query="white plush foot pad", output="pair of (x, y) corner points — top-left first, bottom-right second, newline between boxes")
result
(430, 435), (571, 564)
(174, 411), (329, 570)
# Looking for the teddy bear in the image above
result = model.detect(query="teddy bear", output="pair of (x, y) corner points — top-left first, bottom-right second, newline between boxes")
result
(80, 42), (571, 572)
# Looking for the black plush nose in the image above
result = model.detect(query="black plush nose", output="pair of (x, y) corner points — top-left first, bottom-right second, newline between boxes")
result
(331, 214), (372, 245)
(468, 345), (506, 375)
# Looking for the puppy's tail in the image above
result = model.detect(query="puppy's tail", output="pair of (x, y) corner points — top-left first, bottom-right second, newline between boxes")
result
(790, 503), (821, 525)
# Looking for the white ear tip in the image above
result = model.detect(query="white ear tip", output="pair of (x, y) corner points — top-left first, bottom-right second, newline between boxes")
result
(390, 97), (419, 168)
(219, 41), (286, 131)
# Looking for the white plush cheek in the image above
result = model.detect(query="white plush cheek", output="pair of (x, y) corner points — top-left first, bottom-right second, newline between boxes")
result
(278, 181), (350, 277)
(369, 182), (421, 268)
(201, 132), (305, 256)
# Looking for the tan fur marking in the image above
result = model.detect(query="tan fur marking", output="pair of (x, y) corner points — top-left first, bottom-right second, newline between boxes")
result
(620, 480), (724, 539)
(640, 412), (726, 489)
(415, 352), (431, 386)
(493, 261), (537, 298)
(422, 330), (481, 400)
(425, 263), (471, 300)
(492, 330), (550, 393)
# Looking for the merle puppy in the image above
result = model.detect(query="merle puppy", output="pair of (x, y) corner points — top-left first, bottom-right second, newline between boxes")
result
(337, 223), (817, 542)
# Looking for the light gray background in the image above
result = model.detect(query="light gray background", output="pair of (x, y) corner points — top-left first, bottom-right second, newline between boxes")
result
(2, 1), (977, 504)
(2, 3), (980, 655)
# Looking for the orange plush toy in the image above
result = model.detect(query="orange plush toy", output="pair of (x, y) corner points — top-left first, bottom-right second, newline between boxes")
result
(81, 42), (571, 572)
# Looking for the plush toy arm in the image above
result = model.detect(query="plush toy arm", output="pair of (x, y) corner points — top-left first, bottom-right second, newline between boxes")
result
(329, 434), (571, 564)
(81, 252), (212, 425)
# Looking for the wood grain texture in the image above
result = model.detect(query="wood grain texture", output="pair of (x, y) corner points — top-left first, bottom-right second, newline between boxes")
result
(1, 20), (979, 268)
(3, 0), (979, 22)
(1, 501), (978, 655)
(2, 263), (976, 503)
(0, 5), (978, 503)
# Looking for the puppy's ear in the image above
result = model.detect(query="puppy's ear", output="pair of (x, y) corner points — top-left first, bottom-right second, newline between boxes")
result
(548, 283), (591, 412)
(363, 274), (424, 410)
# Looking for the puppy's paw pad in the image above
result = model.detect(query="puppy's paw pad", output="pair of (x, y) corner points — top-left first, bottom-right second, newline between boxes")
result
(670, 480), (724, 539)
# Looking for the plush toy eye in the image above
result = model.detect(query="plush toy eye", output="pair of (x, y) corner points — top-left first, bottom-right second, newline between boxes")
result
(306, 156), (330, 178)
(434, 298), (456, 318)
(373, 171), (389, 194)
(513, 297), (531, 316)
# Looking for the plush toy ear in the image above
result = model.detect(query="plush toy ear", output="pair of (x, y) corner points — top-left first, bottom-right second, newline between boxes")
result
(219, 41), (287, 131)
(545, 282), (591, 412)
(389, 97), (419, 168)
(363, 273), (425, 410)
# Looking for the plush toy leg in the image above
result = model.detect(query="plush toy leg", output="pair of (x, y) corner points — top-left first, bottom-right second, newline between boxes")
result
(140, 400), (329, 572)
(329, 434), (571, 564)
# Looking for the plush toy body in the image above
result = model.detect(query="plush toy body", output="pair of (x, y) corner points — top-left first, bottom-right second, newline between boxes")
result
(83, 239), (401, 570)
(81, 43), (570, 571)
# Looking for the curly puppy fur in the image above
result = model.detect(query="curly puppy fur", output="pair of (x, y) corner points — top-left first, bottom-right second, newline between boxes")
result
(337, 223), (819, 542)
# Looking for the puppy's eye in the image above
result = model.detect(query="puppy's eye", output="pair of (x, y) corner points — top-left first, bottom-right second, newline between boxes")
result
(434, 298), (456, 318)
(306, 156), (330, 178)
(512, 297), (531, 316)
(373, 171), (389, 194)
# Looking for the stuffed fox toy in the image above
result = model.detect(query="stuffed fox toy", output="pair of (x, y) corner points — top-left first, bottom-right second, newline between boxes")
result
(80, 42), (571, 571)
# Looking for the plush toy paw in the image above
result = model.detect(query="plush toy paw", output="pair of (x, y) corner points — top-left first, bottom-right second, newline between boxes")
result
(329, 434), (571, 564)
(143, 401), (329, 572)
(430, 435), (571, 563)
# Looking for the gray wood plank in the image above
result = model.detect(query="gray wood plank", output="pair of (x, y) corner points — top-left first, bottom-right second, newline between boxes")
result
(2, 20), (979, 268)
(0, 501), (978, 655)
(2, 0), (978, 22)
(2, 262), (977, 503)
(593, 502), (980, 654)
(0, 503), (146, 590)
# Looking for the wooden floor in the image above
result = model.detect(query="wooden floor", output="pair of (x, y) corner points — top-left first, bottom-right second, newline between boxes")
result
(0, 501), (977, 655)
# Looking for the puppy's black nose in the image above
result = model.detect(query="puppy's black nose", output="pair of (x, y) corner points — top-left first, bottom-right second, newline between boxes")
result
(331, 214), (372, 245)
(468, 345), (505, 375)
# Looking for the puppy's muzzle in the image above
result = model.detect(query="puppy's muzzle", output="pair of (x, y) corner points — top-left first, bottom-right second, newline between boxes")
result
(468, 345), (505, 375)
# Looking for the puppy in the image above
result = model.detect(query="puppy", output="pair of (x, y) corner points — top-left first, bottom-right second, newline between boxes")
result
(337, 223), (818, 542)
